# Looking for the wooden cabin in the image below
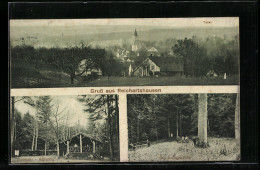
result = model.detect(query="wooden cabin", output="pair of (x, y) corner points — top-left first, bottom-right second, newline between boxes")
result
(59, 132), (103, 158)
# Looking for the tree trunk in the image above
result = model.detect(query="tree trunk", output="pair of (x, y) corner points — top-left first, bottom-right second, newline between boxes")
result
(31, 123), (35, 151)
(235, 93), (240, 139)
(176, 112), (179, 138)
(44, 140), (47, 156)
(155, 119), (158, 141)
(137, 116), (140, 141)
(11, 97), (15, 155)
(107, 96), (114, 160)
(179, 114), (182, 137)
(70, 76), (74, 84)
(167, 117), (170, 138)
(35, 121), (38, 151)
(198, 94), (208, 145)
(56, 140), (60, 157)
(14, 118), (16, 141)
(34, 116), (38, 151)
(115, 95), (119, 143)
(93, 141), (96, 154)
(80, 134), (82, 153)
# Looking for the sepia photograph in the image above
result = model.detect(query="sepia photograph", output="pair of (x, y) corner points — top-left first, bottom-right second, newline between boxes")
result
(10, 18), (239, 88)
(127, 93), (240, 161)
(10, 95), (120, 163)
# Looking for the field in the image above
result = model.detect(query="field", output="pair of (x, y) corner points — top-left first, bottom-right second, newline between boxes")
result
(10, 58), (239, 88)
(81, 75), (239, 87)
(128, 138), (240, 162)
(11, 69), (239, 88)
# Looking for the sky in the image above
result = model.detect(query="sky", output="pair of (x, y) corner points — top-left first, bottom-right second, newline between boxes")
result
(14, 95), (89, 127)
(10, 17), (239, 27)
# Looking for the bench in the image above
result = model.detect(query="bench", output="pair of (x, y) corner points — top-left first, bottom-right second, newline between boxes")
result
(129, 141), (150, 150)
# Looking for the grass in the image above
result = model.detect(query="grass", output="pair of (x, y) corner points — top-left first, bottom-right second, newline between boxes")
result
(11, 155), (112, 163)
(11, 72), (239, 88)
(10, 58), (239, 88)
(82, 75), (239, 87)
(128, 137), (240, 162)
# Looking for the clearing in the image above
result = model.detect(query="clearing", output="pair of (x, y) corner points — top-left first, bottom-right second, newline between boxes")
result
(128, 138), (240, 162)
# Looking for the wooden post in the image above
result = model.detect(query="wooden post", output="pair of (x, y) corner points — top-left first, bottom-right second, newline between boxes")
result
(93, 141), (95, 153)
(67, 141), (70, 154)
(80, 135), (82, 153)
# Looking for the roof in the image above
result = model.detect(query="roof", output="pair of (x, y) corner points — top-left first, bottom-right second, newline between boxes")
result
(134, 57), (183, 72)
(60, 132), (102, 144)
(148, 47), (158, 52)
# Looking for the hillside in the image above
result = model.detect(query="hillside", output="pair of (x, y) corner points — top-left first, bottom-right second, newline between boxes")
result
(10, 25), (239, 48)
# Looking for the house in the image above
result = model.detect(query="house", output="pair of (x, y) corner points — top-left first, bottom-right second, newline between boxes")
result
(132, 57), (184, 76)
(84, 68), (102, 77)
(147, 47), (159, 56)
(115, 49), (130, 60)
(206, 70), (218, 77)
(124, 62), (133, 76)
(59, 132), (103, 158)
(77, 59), (102, 77)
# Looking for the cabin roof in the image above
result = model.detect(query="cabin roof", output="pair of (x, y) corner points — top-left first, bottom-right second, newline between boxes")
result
(60, 132), (102, 144)
(147, 47), (158, 52)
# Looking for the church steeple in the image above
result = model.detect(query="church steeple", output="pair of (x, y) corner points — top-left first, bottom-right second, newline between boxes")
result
(134, 29), (138, 37)
(132, 29), (138, 52)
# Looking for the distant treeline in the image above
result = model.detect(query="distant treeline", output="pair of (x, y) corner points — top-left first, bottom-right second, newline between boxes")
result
(11, 35), (239, 86)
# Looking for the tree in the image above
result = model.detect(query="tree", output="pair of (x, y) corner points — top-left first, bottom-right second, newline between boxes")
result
(11, 96), (35, 154)
(36, 96), (54, 155)
(173, 38), (208, 77)
(35, 96), (69, 156)
(78, 95), (120, 161)
(38, 46), (107, 84)
(198, 94), (208, 147)
(20, 112), (35, 150)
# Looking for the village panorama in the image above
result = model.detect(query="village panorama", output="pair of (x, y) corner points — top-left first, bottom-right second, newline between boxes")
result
(10, 18), (239, 88)
(10, 95), (120, 163)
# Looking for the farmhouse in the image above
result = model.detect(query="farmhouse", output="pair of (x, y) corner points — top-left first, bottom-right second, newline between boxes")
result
(132, 57), (184, 76)
(84, 68), (102, 77)
(147, 47), (159, 56)
(77, 59), (102, 77)
(59, 132), (103, 158)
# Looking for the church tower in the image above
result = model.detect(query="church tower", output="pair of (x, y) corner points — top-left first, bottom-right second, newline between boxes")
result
(132, 29), (138, 52)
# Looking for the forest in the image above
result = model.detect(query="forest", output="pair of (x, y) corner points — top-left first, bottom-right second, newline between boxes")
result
(127, 93), (240, 161)
(11, 95), (119, 162)
(127, 93), (239, 144)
